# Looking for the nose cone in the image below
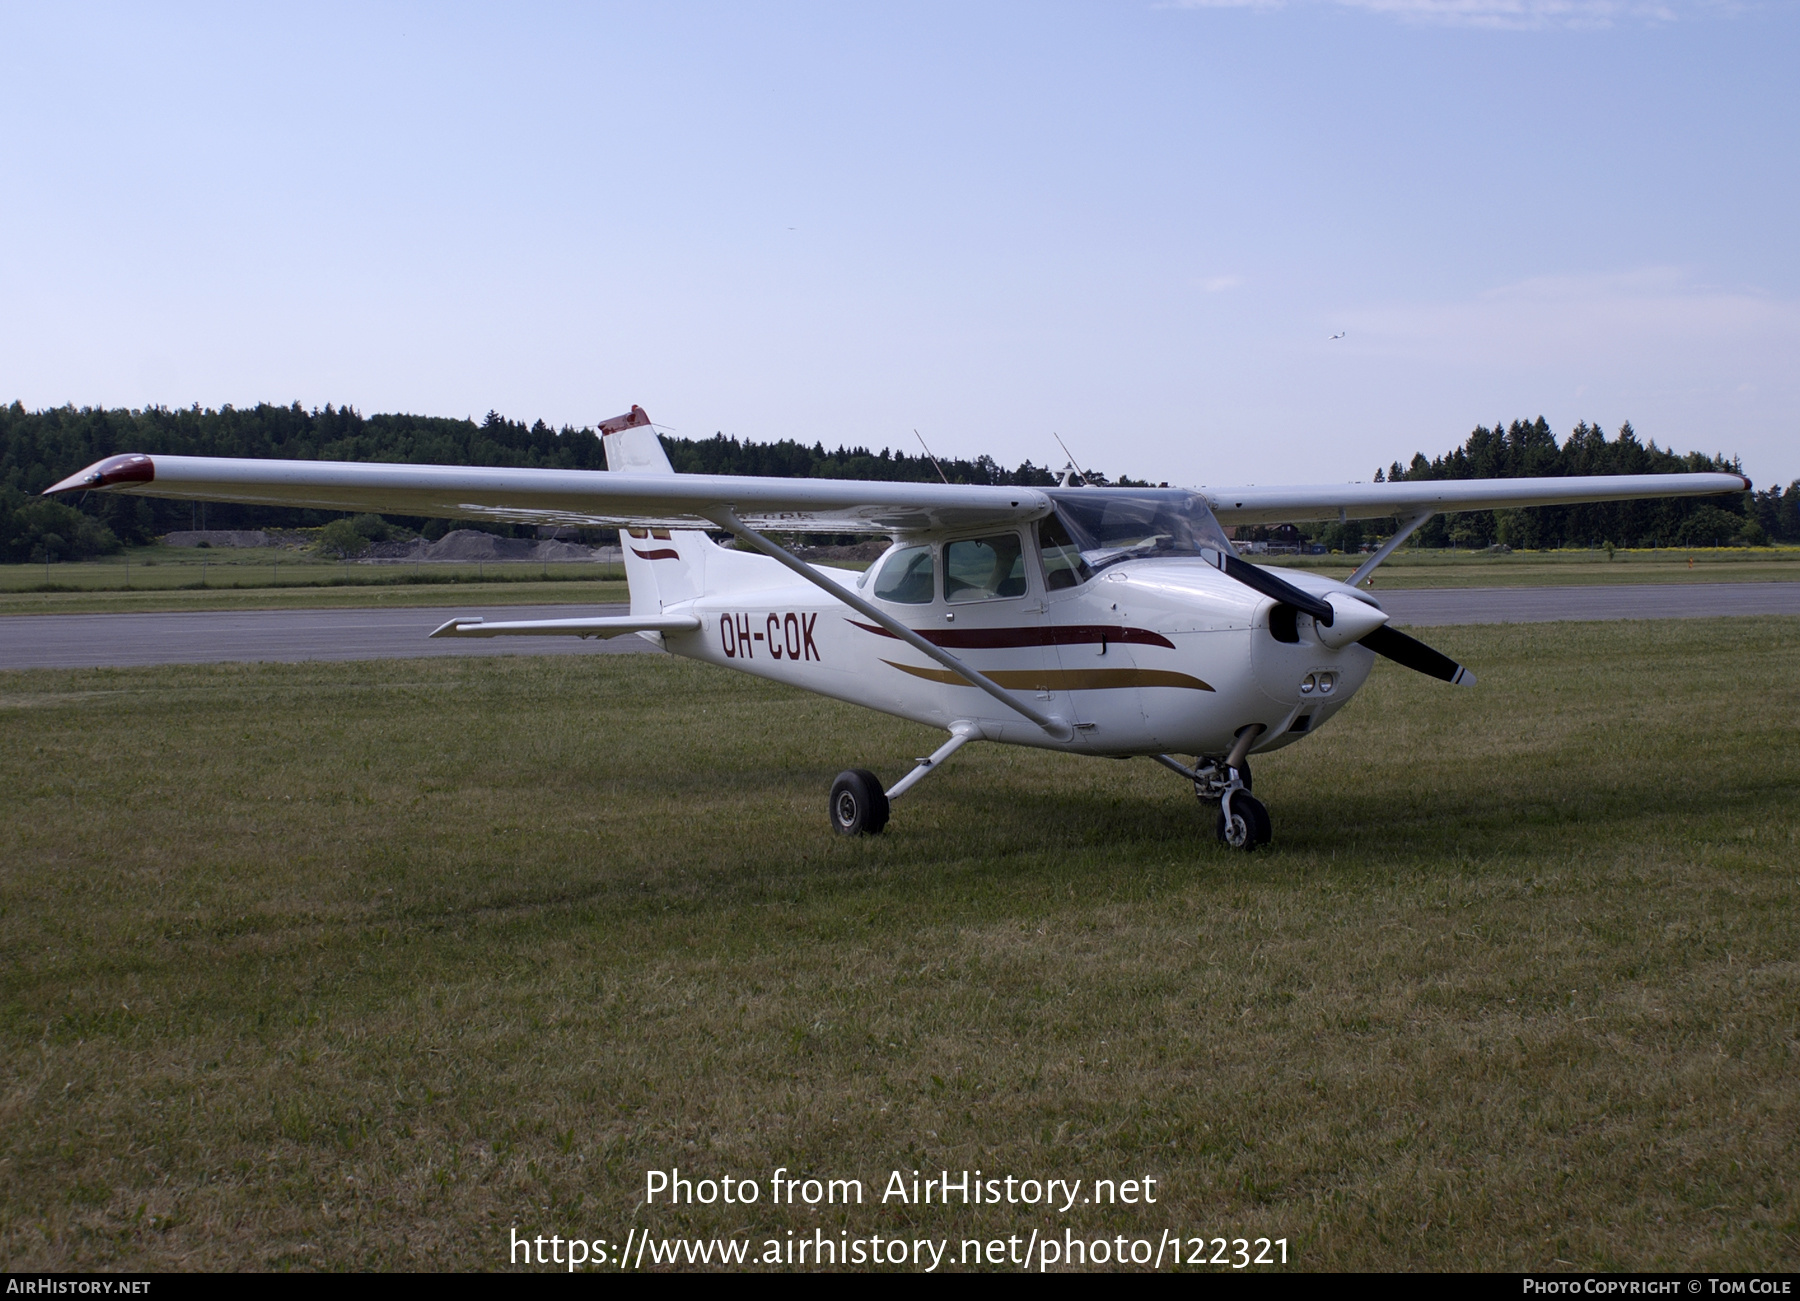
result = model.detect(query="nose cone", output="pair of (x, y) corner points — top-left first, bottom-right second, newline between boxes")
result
(1313, 592), (1389, 649)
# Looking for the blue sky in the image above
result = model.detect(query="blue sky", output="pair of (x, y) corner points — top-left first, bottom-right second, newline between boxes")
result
(2, 1), (1794, 487)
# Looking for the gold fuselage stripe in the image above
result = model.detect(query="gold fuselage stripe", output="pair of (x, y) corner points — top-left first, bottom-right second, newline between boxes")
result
(881, 660), (1214, 693)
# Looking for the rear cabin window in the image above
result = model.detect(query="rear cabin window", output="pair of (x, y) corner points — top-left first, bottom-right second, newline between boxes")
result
(872, 544), (935, 604)
(944, 534), (1028, 603)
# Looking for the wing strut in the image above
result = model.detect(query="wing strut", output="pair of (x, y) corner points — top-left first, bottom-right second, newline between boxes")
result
(708, 509), (1074, 742)
(1348, 511), (1434, 587)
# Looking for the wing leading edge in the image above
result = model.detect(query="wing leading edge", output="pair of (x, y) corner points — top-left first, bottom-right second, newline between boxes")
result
(45, 452), (1049, 534)
(47, 443), (1748, 535)
(1205, 473), (1750, 526)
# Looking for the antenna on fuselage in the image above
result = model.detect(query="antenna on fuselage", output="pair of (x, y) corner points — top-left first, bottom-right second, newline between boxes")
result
(914, 430), (950, 485)
(1053, 432), (1092, 487)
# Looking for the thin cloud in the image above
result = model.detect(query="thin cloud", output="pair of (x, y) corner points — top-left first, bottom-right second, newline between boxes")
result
(1342, 267), (1800, 370)
(1166, 0), (1740, 31)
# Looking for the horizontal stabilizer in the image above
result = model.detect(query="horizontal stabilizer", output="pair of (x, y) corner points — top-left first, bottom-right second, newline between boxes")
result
(428, 615), (701, 640)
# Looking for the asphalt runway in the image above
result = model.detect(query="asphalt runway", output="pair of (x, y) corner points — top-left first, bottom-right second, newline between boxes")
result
(1372, 581), (1800, 626)
(0, 604), (652, 670)
(1, 583), (1797, 671)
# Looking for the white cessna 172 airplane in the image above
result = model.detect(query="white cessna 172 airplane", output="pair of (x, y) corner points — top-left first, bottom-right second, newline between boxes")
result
(48, 408), (1750, 850)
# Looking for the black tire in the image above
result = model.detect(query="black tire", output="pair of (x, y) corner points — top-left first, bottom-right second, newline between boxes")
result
(1243, 792), (1271, 846)
(1215, 789), (1271, 851)
(829, 769), (889, 836)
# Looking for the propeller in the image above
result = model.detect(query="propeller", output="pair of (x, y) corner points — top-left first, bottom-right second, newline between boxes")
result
(1200, 547), (1476, 687)
(1357, 625), (1477, 686)
(1200, 547), (1335, 623)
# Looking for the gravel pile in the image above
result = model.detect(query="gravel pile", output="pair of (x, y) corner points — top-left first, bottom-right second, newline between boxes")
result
(364, 530), (603, 562)
(163, 530), (271, 548)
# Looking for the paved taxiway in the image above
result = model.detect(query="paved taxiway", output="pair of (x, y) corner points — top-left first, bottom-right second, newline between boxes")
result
(0, 604), (652, 670)
(1376, 581), (1800, 626)
(1, 583), (1797, 671)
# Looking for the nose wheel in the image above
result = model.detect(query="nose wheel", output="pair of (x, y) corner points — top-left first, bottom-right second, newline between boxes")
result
(1151, 744), (1273, 852)
(1215, 786), (1271, 851)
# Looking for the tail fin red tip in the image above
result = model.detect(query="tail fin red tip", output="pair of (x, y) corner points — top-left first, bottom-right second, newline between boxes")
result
(598, 405), (651, 435)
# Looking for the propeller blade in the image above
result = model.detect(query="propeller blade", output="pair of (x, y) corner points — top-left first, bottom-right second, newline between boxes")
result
(1358, 625), (1476, 686)
(1203, 549), (1335, 624)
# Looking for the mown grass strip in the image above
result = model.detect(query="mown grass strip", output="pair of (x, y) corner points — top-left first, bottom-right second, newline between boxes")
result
(1, 618), (1795, 1269)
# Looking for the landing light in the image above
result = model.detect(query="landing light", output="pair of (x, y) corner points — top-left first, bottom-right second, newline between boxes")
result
(1300, 674), (1316, 694)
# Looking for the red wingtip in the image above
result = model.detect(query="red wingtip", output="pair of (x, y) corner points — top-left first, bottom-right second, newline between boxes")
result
(44, 453), (154, 495)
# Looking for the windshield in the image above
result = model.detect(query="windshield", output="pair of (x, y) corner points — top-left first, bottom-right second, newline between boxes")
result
(1047, 489), (1234, 574)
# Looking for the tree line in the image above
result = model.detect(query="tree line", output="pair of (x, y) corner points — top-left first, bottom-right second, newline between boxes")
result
(0, 402), (1134, 562)
(665, 430), (1138, 488)
(1, 402), (612, 562)
(2, 401), (1793, 563)
(1364, 417), (1789, 552)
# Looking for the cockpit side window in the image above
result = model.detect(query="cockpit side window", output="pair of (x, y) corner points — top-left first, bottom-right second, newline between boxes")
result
(871, 543), (935, 604)
(1036, 512), (1093, 590)
(944, 533), (1028, 603)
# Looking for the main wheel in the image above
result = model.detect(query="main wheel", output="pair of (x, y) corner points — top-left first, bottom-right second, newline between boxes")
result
(1215, 789), (1271, 851)
(829, 769), (890, 836)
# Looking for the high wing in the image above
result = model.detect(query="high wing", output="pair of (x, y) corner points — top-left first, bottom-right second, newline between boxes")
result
(1206, 473), (1750, 527)
(44, 451), (1048, 534)
(45, 404), (1747, 534)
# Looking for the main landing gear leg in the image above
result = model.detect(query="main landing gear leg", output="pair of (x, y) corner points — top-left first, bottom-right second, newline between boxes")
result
(829, 724), (978, 836)
(1154, 723), (1271, 851)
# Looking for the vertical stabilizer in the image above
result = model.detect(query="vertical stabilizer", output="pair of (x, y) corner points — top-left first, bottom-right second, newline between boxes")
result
(599, 405), (674, 475)
(596, 406), (712, 619)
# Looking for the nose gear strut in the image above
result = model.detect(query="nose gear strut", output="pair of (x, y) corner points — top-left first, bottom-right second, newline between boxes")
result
(1152, 724), (1271, 851)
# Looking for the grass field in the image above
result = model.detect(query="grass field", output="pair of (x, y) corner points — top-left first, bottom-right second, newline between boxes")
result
(2, 618), (1797, 1270)
(2, 545), (1795, 616)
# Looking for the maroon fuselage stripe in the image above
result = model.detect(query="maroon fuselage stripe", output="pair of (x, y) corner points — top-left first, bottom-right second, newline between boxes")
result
(847, 619), (1174, 650)
(631, 548), (682, 561)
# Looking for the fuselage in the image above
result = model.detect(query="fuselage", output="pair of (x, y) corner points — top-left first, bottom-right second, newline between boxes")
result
(641, 529), (1376, 760)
